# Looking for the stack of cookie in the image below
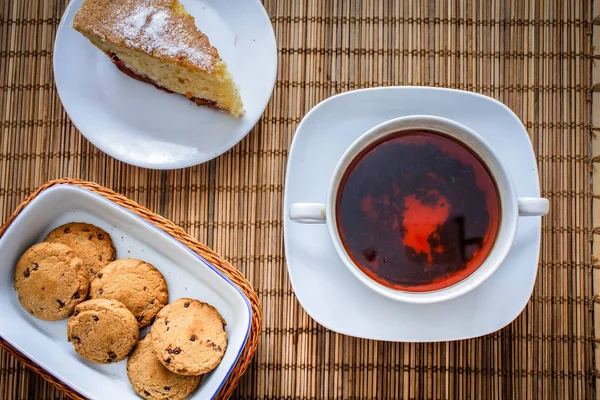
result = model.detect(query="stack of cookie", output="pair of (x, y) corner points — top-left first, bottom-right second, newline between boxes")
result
(13, 222), (228, 400)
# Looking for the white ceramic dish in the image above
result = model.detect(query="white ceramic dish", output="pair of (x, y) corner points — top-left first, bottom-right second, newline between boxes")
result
(289, 115), (548, 304)
(283, 87), (543, 341)
(0, 185), (251, 399)
(53, 0), (277, 169)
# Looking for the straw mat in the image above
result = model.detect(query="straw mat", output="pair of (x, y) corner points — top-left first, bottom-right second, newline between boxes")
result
(0, 0), (597, 398)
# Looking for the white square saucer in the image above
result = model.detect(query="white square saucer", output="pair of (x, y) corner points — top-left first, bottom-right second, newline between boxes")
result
(283, 87), (543, 342)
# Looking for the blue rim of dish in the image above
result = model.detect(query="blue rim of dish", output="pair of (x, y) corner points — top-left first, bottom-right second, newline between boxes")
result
(1, 184), (252, 400)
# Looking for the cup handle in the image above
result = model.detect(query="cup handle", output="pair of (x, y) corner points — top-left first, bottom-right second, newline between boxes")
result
(289, 203), (327, 223)
(517, 197), (549, 216)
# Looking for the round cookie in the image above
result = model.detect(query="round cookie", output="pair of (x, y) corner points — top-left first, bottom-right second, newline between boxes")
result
(127, 336), (202, 400)
(151, 298), (227, 376)
(44, 222), (116, 279)
(67, 299), (139, 364)
(14, 242), (88, 320)
(90, 259), (169, 328)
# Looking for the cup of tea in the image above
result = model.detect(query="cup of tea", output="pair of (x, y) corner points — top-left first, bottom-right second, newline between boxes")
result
(289, 115), (548, 304)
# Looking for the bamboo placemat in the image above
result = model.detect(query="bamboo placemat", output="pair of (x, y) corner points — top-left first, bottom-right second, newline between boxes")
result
(0, 0), (596, 399)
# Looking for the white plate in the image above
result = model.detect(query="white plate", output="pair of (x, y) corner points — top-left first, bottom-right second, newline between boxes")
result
(0, 185), (251, 399)
(283, 87), (543, 342)
(53, 0), (277, 169)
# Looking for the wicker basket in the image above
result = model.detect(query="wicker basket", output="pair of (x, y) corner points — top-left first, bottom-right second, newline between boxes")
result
(0, 178), (262, 400)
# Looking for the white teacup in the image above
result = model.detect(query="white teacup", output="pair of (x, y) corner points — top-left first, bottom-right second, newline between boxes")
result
(289, 115), (548, 304)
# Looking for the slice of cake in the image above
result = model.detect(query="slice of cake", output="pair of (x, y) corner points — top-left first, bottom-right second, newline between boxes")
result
(73, 0), (245, 118)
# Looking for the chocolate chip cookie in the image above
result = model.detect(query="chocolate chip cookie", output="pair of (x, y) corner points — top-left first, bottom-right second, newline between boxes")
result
(151, 298), (227, 376)
(89, 259), (169, 328)
(44, 222), (116, 279)
(67, 298), (139, 364)
(127, 335), (202, 400)
(14, 242), (88, 320)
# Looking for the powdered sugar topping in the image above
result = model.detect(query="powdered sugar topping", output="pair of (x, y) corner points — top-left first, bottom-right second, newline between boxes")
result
(111, 2), (213, 70)
(119, 5), (152, 39)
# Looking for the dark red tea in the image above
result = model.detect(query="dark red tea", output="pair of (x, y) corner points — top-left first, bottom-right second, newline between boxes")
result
(336, 130), (500, 292)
